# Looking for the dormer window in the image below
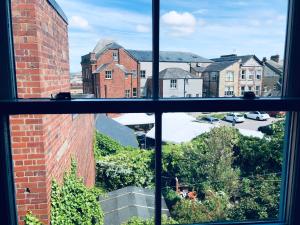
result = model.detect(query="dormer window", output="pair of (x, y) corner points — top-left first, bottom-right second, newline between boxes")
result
(112, 51), (118, 61)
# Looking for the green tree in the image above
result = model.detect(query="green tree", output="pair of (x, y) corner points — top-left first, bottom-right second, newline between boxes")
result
(172, 189), (230, 224)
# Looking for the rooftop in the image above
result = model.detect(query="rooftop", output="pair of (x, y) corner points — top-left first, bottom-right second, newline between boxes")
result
(99, 186), (169, 225)
(211, 54), (262, 65)
(127, 50), (213, 63)
(203, 60), (238, 72)
(95, 114), (139, 148)
(159, 68), (198, 79)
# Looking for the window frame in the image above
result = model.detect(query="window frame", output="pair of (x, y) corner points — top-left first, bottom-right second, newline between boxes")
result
(170, 79), (177, 89)
(140, 70), (146, 78)
(105, 70), (112, 79)
(1, 0), (300, 225)
(225, 71), (234, 82)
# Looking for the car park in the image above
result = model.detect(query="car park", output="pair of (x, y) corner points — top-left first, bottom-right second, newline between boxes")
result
(245, 111), (270, 121)
(224, 113), (245, 123)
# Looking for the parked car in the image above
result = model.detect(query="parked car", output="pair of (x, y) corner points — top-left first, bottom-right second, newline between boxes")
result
(267, 111), (285, 118)
(245, 111), (270, 120)
(201, 116), (220, 124)
(224, 113), (245, 123)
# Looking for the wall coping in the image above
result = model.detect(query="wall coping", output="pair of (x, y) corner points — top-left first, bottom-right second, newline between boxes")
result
(47, 0), (68, 24)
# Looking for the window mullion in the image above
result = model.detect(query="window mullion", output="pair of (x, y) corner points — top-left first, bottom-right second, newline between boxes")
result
(155, 112), (162, 225)
(0, 0), (18, 224)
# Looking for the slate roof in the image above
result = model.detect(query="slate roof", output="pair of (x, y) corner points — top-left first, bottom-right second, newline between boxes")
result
(159, 68), (198, 79)
(95, 114), (139, 148)
(99, 186), (169, 225)
(127, 50), (212, 63)
(93, 63), (109, 74)
(95, 42), (123, 59)
(265, 60), (283, 75)
(211, 54), (262, 65)
(203, 60), (238, 72)
(115, 64), (129, 74)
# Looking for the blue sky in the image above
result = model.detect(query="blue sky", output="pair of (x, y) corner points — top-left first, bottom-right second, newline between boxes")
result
(56, 0), (288, 72)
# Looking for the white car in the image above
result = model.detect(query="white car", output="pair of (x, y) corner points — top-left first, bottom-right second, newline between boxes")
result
(245, 111), (270, 121)
(224, 113), (245, 123)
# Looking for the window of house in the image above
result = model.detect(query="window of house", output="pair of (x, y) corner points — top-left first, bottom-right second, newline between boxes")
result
(170, 79), (177, 89)
(3, 0), (300, 225)
(132, 88), (137, 97)
(196, 94), (199, 97)
(113, 51), (118, 61)
(256, 70), (262, 80)
(224, 86), (234, 96)
(241, 86), (245, 95)
(248, 70), (255, 80)
(225, 71), (234, 82)
(211, 72), (217, 81)
(255, 86), (261, 96)
(186, 94), (192, 97)
(105, 70), (112, 79)
(140, 70), (146, 78)
(125, 89), (130, 98)
(241, 70), (246, 79)
(248, 86), (253, 91)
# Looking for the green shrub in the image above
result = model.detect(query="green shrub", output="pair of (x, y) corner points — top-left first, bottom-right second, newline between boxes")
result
(122, 215), (178, 225)
(51, 160), (104, 225)
(96, 149), (154, 191)
(94, 131), (125, 158)
(24, 211), (43, 225)
(171, 190), (230, 224)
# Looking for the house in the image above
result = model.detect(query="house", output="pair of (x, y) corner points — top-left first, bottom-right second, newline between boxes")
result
(82, 40), (211, 98)
(262, 55), (283, 96)
(145, 68), (203, 98)
(211, 54), (263, 96)
(95, 114), (139, 148)
(81, 41), (140, 98)
(201, 60), (240, 97)
(99, 186), (169, 225)
(127, 50), (212, 96)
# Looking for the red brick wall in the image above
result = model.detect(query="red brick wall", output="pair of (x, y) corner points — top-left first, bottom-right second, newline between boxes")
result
(11, 0), (95, 224)
(95, 48), (140, 98)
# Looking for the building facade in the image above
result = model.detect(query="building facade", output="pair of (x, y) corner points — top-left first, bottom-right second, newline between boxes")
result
(262, 55), (283, 96)
(201, 61), (240, 97)
(82, 42), (139, 98)
(82, 42), (211, 98)
(146, 68), (203, 98)
(211, 55), (263, 97)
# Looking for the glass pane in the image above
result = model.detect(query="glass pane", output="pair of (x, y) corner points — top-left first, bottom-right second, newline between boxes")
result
(10, 113), (159, 224)
(159, 0), (288, 98)
(156, 111), (287, 223)
(11, 0), (152, 99)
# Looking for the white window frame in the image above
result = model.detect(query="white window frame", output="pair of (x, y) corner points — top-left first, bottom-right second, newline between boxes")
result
(140, 70), (146, 78)
(105, 70), (112, 79)
(170, 79), (177, 89)
(224, 86), (234, 96)
(226, 71), (234, 82)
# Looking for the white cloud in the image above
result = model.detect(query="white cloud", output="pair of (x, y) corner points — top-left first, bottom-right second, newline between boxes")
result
(136, 24), (151, 33)
(70, 16), (90, 30)
(161, 11), (197, 36)
(192, 9), (208, 15)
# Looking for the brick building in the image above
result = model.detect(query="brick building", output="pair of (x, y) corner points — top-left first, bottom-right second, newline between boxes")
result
(82, 41), (140, 98)
(11, 0), (95, 224)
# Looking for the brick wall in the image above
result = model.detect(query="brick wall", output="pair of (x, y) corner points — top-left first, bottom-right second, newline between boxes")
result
(94, 48), (139, 98)
(11, 0), (95, 224)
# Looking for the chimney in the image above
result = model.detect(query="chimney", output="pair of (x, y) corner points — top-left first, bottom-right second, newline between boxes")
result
(270, 55), (279, 63)
(262, 57), (267, 63)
